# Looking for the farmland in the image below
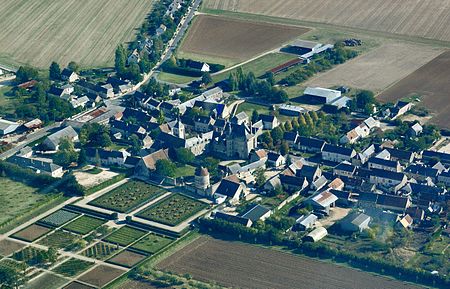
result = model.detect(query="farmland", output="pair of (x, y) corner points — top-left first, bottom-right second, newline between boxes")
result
(88, 181), (164, 213)
(82, 242), (121, 260)
(0, 239), (26, 257)
(178, 15), (309, 66)
(379, 50), (450, 129)
(103, 226), (147, 246)
(52, 258), (94, 277)
(78, 265), (126, 288)
(63, 216), (106, 235)
(137, 194), (208, 226)
(38, 210), (80, 227)
(107, 250), (147, 268)
(203, 0), (450, 43)
(305, 42), (443, 92)
(131, 233), (174, 254)
(158, 236), (419, 289)
(24, 272), (69, 289)
(12, 224), (51, 242)
(37, 230), (80, 250)
(0, 0), (154, 68)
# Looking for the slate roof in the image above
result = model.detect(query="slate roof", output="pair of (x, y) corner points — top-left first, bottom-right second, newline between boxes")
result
(283, 132), (299, 142)
(369, 168), (405, 181)
(405, 164), (438, 178)
(323, 144), (355, 156)
(422, 150), (450, 164)
(215, 212), (251, 226)
(368, 157), (398, 168)
(376, 194), (409, 210)
(241, 205), (271, 222)
(45, 126), (78, 147)
(298, 136), (325, 149)
(386, 148), (414, 162)
(334, 162), (356, 173)
(8, 155), (61, 173)
(259, 114), (276, 122)
(215, 177), (242, 198)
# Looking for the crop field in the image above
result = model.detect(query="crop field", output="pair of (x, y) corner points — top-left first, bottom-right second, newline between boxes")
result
(0, 0), (154, 68)
(379, 50), (450, 129)
(77, 265), (126, 288)
(81, 242), (121, 260)
(158, 236), (419, 289)
(38, 210), (80, 228)
(24, 272), (69, 289)
(52, 258), (94, 278)
(37, 230), (80, 249)
(204, 0), (450, 42)
(12, 224), (51, 242)
(88, 181), (164, 213)
(63, 282), (96, 289)
(304, 42), (443, 92)
(136, 194), (208, 226)
(107, 250), (147, 268)
(63, 216), (106, 235)
(179, 15), (309, 66)
(131, 233), (174, 254)
(0, 177), (55, 229)
(103, 226), (147, 246)
(0, 239), (26, 256)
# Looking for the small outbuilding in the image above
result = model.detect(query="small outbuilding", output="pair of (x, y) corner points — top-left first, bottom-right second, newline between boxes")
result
(340, 213), (371, 233)
(293, 213), (317, 231)
(304, 227), (328, 242)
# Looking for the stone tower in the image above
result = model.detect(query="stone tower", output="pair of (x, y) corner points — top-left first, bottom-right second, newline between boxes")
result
(195, 167), (211, 195)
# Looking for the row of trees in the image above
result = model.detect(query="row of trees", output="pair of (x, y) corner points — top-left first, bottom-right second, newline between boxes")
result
(280, 47), (358, 86)
(228, 68), (288, 103)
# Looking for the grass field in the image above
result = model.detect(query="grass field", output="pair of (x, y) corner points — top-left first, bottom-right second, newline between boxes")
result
(0, 0), (154, 68)
(157, 72), (198, 85)
(379, 50), (450, 129)
(204, 0), (450, 43)
(88, 180), (164, 213)
(173, 165), (196, 178)
(52, 258), (94, 278)
(63, 216), (106, 235)
(0, 177), (59, 229)
(236, 102), (271, 116)
(212, 52), (297, 83)
(131, 233), (174, 254)
(136, 194), (208, 226)
(179, 14), (308, 66)
(103, 226), (147, 246)
(158, 236), (419, 289)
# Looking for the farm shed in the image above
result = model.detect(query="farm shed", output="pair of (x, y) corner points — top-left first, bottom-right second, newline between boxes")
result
(305, 226), (327, 242)
(0, 118), (20, 135)
(294, 213), (317, 231)
(285, 40), (322, 55)
(304, 87), (341, 104)
(278, 104), (307, 117)
(269, 58), (303, 74)
(241, 205), (272, 223)
(340, 213), (371, 232)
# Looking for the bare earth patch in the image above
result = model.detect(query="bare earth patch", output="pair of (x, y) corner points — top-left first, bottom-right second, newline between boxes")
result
(204, 0), (450, 42)
(179, 15), (309, 64)
(379, 50), (450, 129)
(74, 168), (118, 189)
(158, 236), (420, 289)
(0, 0), (153, 68)
(305, 42), (443, 92)
(77, 265), (126, 288)
(12, 224), (51, 242)
(0, 239), (26, 256)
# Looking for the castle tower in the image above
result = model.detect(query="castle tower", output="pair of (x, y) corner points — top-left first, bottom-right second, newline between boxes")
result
(195, 167), (210, 195)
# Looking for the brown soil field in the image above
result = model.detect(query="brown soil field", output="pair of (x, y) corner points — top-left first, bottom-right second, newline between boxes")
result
(107, 250), (147, 268)
(0, 239), (26, 256)
(379, 50), (450, 129)
(78, 265), (126, 287)
(0, 0), (153, 68)
(204, 0), (450, 42)
(179, 15), (309, 64)
(63, 282), (96, 289)
(305, 42), (443, 92)
(117, 280), (162, 289)
(11, 224), (51, 242)
(158, 236), (420, 289)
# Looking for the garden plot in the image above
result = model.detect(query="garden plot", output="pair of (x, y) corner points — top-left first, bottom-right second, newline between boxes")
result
(0, 239), (26, 256)
(11, 224), (51, 242)
(136, 194), (208, 226)
(131, 233), (174, 254)
(37, 230), (80, 250)
(63, 216), (106, 235)
(107, 250), (147, 268)
(38, 210), (80, 228)
(77, 265), (126, 288)
(81, 241), (122, 260)
(12, 246), (56, 267)
(24, 272), (69, 289)
(88, 181), (164, 213)
(52, 258), (94, 278)
(103, 226), (147, 247)
(63, 282), (96, 289)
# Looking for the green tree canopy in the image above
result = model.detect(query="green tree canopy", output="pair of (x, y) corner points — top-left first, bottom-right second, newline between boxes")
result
(49, 62), (61, 80)
(155, 159), (176, 177)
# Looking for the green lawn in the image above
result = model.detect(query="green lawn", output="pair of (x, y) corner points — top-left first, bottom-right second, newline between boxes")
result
(88, 180), (164, 213)
(157, 72), (197, 84)
(103, 226), (147, 246)
(0, 86), (14, 115)
(136, 194), (209, 226)
(63, 216), (106, 235)
(173, 165), (196, 178)
(236, 102), (271, 115)
(52, 258), (94, 277)
(130, 233), (174, 254)
(0, 177), (62, 231)
(212, 52), (297, 83)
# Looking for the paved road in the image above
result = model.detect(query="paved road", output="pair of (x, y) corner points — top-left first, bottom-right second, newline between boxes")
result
(0, 122), (61, 160)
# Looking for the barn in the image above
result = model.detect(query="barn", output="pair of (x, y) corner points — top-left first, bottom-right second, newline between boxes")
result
(304, 87), (341, 104)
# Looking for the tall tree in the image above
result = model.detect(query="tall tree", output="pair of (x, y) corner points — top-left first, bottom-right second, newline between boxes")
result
(202, 72), (212, 85)
(49, 62), (61, 80)
(67, 61), (80, 72)
(115, 44), (127, 75)
(251, 110), (259, 123)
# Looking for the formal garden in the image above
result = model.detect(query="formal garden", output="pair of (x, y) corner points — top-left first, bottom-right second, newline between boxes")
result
(62, 216), (106, 235)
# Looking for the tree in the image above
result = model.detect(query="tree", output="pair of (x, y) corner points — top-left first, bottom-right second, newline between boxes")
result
(139, 52), (152, 74)
(228, 72), (238, 91)
(127, 63), (143, 83)
(78, 147), (87, 166)
(54, 138), (78, 167)
(155, 159), (176, 177)
(115, 44), (127, 75)
(67, 61), (80, 72)
(266, 71), (275, 86)
(251, 110), (259, 123)
(260, 131), (273, 149)
(201, 72), (212, 85)
(49, 62), (61, 80)
(0, 266), (24, 288)
(284, 121), (292, 131)
(80, 123), (112, 148)
(254, 168), (266, 187)
(16, 66), (39, 83)
(129, 134), (141, 155)
(174, 148), (194, 164)
(60, 174), (85, 196)
(157, 110), (165, 124)
(271, 126), (284, 145)
(280, 141), (289, 155)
